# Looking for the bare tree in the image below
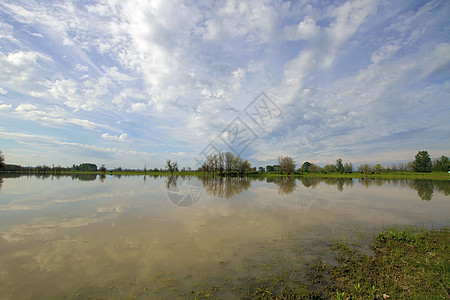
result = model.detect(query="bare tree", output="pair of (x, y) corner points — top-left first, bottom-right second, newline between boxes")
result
(166, 159), (178, 175)
(225, 152), (234, 174)
(217, 152), (224, 174)
(358, 164), (372, 174)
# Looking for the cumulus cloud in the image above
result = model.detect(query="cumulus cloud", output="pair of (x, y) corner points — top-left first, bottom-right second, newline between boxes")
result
(0, 0), (448, 168)
(0, 51), (51, 93)
(0, 104), (12, 111)
(101, 133), (128, 142)
(284, 16), (320, 41)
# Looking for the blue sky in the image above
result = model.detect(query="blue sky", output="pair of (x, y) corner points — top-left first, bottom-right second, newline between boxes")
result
(0, 0), (449, 169)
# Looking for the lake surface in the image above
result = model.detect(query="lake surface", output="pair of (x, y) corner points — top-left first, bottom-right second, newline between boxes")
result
(0, 174), (448, 299)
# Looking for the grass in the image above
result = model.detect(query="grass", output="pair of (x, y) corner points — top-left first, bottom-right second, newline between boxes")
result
(324, 226), (449, 299)
(251, 171), (450, 181)
(51, 226), (450, 299)
(230, 226), (449, 299)
(3, 169), (449, 180)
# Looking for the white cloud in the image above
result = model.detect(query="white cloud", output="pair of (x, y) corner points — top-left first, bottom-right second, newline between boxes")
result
(13, 103), (107, 130)
(0, 21), (18, 43)
(0, 104), (12, 111)
(284, 16), (320, 41)
(129, 102), (148, 113)
(15, 103), (37, 112)
(101, 133), (128, 142)
(0, 51), (51, 92)
(370, 43), (401, 64)
(0, 87), (7, 95)
(322, 0), (377, 68)
(0, 0), (448, 167)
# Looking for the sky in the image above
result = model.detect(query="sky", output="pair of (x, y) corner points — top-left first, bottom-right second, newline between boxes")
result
(0, 0), (449, 169)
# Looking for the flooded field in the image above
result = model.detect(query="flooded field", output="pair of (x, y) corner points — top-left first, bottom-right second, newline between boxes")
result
(0, 174), (448, 299)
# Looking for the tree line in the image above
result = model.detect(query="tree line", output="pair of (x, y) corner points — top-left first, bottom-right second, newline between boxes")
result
(0, 150), (448, 175)
(197, 152), (252, 176)
(264, 151), (448, 174)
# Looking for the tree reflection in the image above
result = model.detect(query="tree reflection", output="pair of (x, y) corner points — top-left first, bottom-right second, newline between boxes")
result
(322, 178), (354, 191)
(299, 177), (321, 189)
(266, 177), (297, 195)
(359, 178), (384, 188)
(0, 177), (3, 191)
(200, 176), (252, 198)
(71, 173), (97, 181)
(433, 180), (450, 196)
(166, 175), (178, 190)
(409, 180), (434, 201)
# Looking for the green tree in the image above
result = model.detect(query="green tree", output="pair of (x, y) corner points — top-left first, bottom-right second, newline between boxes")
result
(99, 164), (107, 173)
(266, 165), (274, 172)
(78, 163), (98, 172)
(373, 164), (383, 173)
(308, 163), (322, 173)
(335, 158), (344, 173)
(323, 164), (336, 173)
(413, 151), (432, 172)
(278, 156), (296, 174)
(0, 150), (5, 170)
(432, 156), (449, 172)
(300, 161), (311, 173)
(343, 162), (353, 173)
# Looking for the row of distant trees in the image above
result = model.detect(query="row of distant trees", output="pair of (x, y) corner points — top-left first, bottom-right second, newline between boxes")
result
(197, 152), (252, 176)
(0, 150), (448, 175)
(263, 151), (448, 174)
(0, 152), (109, 174)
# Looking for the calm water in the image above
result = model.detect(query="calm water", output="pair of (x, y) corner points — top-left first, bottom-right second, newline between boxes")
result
(0, 174), (448, 299)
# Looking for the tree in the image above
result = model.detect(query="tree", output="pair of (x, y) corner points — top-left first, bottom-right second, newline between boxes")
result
(0, 150), (5, 170)
(225, 152), (234, 173)
(99, 164), (107, 172)
(413, 151), (432, 172)
(278, 156), (296, 174)
(358, 164), (372, 174)
(266, 165), (274, 172)
(432, 156), (449, 172)
(300, 161), (311, 173)
(343, 162), (353, 173)
(78, 163), (98, 172)
(373, 164), (383, 173)
(323, 164), (336, 173)
(308, 163), (321, 173)
(166, 159), (178, 175)
(335, 158), (344, 173)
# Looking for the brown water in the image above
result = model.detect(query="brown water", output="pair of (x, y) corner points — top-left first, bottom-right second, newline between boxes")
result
(0, 174), (448, 299)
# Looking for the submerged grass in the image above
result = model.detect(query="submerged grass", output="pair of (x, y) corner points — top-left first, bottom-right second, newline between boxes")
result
(63, 226), (449, 299)
(220, 226), (449, 299)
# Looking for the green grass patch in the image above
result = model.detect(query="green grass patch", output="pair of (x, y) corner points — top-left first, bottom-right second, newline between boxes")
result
(250, 171), (450, 181)
(326, 226), (449, 299)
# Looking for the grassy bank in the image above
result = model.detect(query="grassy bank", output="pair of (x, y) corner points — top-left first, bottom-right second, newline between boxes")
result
(251, 171), (450, 180)
(246, 226), (449, 299)
(324, 226), (449, 299)
(2, 170), (449, 180)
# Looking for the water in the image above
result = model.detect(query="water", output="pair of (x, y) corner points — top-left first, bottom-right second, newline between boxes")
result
(0, 174), (448, 299)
